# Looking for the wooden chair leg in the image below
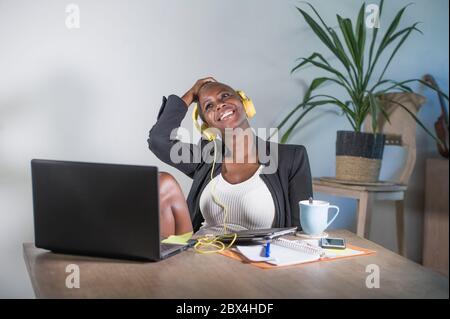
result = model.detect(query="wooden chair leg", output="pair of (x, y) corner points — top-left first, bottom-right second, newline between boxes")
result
(356, 192), (374, 238)
(395, 200), (407, 257)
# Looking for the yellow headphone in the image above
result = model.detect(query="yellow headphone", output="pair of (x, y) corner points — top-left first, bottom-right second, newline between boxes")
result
(192, 90), (256, 141)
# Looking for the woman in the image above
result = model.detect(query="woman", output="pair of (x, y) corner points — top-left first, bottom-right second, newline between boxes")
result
(148, 77), (313, 238)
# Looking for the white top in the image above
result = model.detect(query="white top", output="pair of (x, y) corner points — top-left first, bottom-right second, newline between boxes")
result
(198, 165), (276, 235)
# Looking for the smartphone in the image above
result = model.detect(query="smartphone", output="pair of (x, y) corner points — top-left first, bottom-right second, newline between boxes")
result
(320, 237), (346, 249)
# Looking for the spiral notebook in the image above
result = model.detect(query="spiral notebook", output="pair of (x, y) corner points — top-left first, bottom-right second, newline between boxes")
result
(235, 238), (325, 266)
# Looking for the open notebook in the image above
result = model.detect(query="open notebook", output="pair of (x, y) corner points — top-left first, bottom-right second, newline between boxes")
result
(235, 238), (371, 267)
(236, 238), (324, 266)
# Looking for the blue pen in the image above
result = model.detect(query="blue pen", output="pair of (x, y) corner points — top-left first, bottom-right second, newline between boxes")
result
(264, 242), (271, 258)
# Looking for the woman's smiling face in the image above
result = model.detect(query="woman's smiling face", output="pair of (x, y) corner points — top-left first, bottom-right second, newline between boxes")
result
(198, 82), (247, 130)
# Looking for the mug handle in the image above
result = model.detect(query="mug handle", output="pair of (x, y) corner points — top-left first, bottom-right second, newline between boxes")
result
(326, 205), (340, 228)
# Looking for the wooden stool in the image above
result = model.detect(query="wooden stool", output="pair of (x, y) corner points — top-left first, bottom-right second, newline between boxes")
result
(313, 178), (407, 255)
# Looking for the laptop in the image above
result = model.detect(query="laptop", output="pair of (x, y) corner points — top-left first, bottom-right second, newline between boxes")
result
(220, 227), (298, 244)
(31, 159), (193, 261)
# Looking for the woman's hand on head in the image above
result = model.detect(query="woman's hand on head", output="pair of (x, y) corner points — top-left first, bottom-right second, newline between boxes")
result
(181, 77), (217, 107)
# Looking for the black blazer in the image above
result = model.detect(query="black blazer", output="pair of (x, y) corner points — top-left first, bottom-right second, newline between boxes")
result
(148, 94), (313, 232)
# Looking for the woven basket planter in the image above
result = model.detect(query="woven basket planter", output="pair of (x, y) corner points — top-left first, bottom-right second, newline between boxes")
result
(336, 131), (385, 182)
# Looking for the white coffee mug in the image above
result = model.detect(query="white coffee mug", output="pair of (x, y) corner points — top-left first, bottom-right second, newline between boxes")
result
(299, 200), (340, 235)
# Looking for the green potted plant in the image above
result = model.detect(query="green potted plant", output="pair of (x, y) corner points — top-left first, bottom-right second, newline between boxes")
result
(275, 0), (449, 182)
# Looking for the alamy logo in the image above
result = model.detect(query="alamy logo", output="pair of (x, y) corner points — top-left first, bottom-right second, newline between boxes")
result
(168, 127), (279, 174)
(366, 4), (380, 29)
(65, 264), (80, 289)
(365, 264), (380, 288)
(65, 4), (80, 29)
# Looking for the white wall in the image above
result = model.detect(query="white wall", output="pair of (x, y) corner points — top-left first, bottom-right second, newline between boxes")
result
(0, 0), (448, 298)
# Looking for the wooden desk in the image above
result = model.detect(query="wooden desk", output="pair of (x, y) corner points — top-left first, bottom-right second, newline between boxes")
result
(23, 230), (448, 299)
